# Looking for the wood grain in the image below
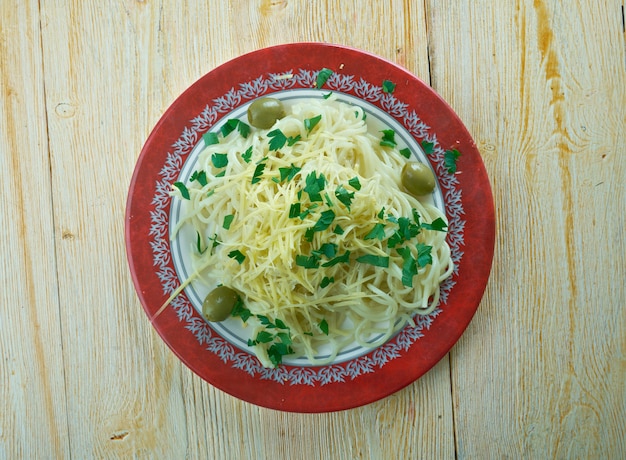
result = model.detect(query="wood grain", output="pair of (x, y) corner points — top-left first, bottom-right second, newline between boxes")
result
(427, 0), (626, 457)
(0, 1), (69, 458)
(1, 0), (625, 457)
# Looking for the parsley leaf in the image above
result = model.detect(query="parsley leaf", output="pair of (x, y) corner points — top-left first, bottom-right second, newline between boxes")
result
(289, 202), (301, 218)
(316, 68), (333, 88)
(173, 182), (190, 200)
(310, 209), (336, 233)
(223, 214), (234, 229)
(335, 185), (355, 210)
(287, 134), (301, 146)
(382, 80), (396, 93)
(319, 319), (329, 335)
(320, 277), (334, 289)
(305, 209), (336, 241)
(421, 217), (448, 232)
(321, 250), (350, 267)
(333, 224), (345, 235)
(312, 242), (338, 259)
(396, 247), (417, 287)
(296, 254), (320, 269)
(241, 146), (253, 163)
(220, 119), (251, 139)
(364, 223), (386, 240)
(267, 342), (293, 366)
(228, 249), (246, 264)
(444, 149), (461, 173)
(416, 243), (433, 267)
(251, 160), (266, 184)
(421, 140), (435, 155)
(237, 120), (251, 138)
(356, 254), (390, 267)
(348, 176), (362, 190)
(190, 170), (208, 187)
(267, 129), (288, 151)
(278, 164), (301, 182)
(303, 171), (326, 202)
(211, 153), (228, 169)
(253, 330), (275, 344)
(195, 231), (206, 255)
(231, 299), (252, 322)
(399, 147), (412, 159)
(203, 132), (219, 146)
(387, 217), (421, 248)
(304, 114), (322, 134)
(208, 233), (220, 253)
(380, 129), (397, 148)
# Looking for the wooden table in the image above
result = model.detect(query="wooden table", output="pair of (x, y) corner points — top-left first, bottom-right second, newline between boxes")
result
(2, 1), (624, 458)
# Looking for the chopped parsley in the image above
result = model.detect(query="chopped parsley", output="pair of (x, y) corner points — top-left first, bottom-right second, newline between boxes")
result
(241, 146), (253, 163)
(251, 159), (266, 184)
(356, 254), (390, 268)
(335, 185), (355, 210)
(364, 223), (386, 241)
(348, 176), (362, 190)
(421, 140), (435, 155)
(444, 148), (461, 173)
(321, 250), (350, 267)
(399, 147), (412, 159)
(304, 114), (322, 134)
(333, 224), (345, 235)
(287, 134), (301, 146)
(316, 68), (333, 88)
(231, 298), (252, 322)
(220, 118), (251, 139)
(303, 171), (326, 202)
(305, 209), (336, 241)
(312, 242), (338, 259)
(223, 214), (234, 229)
(296, 254), (320, 269)
(320, 277), (334, 289)
(211, 153), (228, 169)
(195, 231), (207, 255)
(380, 129), (397, 148)
(278, 164), (301, 183)
(289, 202), (301, 218)
(267, 129), (288, 151)
(396, 247), (417, 287)
(173, 182), (190, 200)
(203, 132), (219, 146)
(190, 170), (208, 186)
(382, 79), (396, 93)
(227, 249), (246, 264)
(319, 319), (329, 335)
(421, 217), (448, 232)
(242, 313), (294, 366)
(416, 243), (433, 267)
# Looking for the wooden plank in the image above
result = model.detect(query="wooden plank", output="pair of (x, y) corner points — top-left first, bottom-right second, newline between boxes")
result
(427, 0), (626, 457)
(38, 1), (191, 456)
(0, 1), (69, 458)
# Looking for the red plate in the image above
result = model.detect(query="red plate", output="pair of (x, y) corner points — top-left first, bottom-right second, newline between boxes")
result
(125, 43), (494, 412)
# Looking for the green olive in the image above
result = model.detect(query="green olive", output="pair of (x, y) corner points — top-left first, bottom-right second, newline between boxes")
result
(202, 286), (239, 322)
(247, 97), (286, 129)
(401, 161), (436, 196)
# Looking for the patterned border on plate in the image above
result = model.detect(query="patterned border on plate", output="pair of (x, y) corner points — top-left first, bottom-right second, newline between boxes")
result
(149, 69), (465, 386)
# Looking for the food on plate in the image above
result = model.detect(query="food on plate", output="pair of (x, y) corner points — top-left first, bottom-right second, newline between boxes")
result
(162, 95), (453, 367)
